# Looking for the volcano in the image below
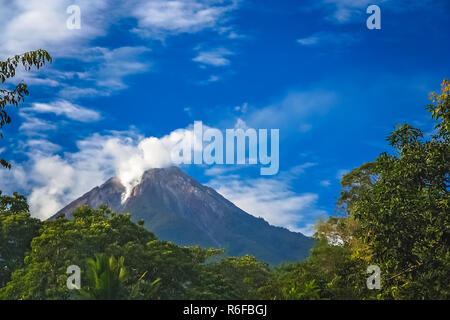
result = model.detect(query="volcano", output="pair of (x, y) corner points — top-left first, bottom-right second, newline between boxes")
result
(52, 166), (314, 265)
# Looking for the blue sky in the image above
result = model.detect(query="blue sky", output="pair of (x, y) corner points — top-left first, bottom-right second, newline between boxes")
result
(0, 0), (449, 235)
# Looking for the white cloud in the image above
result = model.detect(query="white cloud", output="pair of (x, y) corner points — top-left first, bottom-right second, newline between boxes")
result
(227, 31), (245, 39)
(204, 165), (239, 176)
(58, 86), (101, 99)
(23, 139), (62, 154)
(297, 32), (357, 47)
(193, 48), (234, 67)
(0, 164), (28, 195)
(24, 100), (101, 122)
(234, 102), (248, 113)
(319, 0), (386, 23)
(27, 155), (79, 218)
(8, 68), (61, 87)
(113, 129), (197, 200)
(0, 0), (239, 57)
(49, 46), (152, 96)
(19, 113), (57, 135)
(0, 0), (108, 57)
(245, 89), (337, 130)
(131, 0), (239, 37)
(0, 124), (204, 219)
(0, 136), (115, 219)
(316, 0), (435, 24)
(320, 180), (331, 187)
(297, 36), (320, 46)
(207, 75), (220, 82)
(91, 46), (152, 91)
(285, 162), (317, 177)
(198, 74), (222, 85)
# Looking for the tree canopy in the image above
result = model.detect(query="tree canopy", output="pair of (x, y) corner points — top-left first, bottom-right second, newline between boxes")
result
(335, 79), (450, 299)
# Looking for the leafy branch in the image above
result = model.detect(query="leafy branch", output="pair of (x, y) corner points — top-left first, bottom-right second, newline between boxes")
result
(0, 49), (52, 169)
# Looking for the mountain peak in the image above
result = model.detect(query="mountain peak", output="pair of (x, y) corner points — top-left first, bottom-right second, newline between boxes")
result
(101, 176), (126, 191)
(140, 166), (195, 186)
(124, 166), (205, 202)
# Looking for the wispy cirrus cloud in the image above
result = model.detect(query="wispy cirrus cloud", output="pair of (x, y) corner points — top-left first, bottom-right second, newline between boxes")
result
(44, 46), (152, 98)
(314, 0), (385, 24)
(17, 99), (100, 137)
(18, 115), (57, 135)
(23, 100), (101, 122)
(243, 89), (337, 131)
(193, 47), (234, 67)
(85, 46), (152, 92)
(320, 180), (331, 187)
(22, 139), (62, 154)
(311, 0), (443, 24)
(7, 46), (152, 101)
(297, 31), (358, 47)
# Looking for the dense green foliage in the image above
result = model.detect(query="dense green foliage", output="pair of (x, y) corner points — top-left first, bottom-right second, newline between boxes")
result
(0, 194), (375, 300)
(338, 79), (450, 299)
(0, 191), (42, 287)
(79, 254), (128, 300)
(0, 79), (449, 300)
(0, 205), (276, 300)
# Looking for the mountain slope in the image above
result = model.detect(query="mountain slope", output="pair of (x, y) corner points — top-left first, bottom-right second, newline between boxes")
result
(52, 167), (314, 265)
